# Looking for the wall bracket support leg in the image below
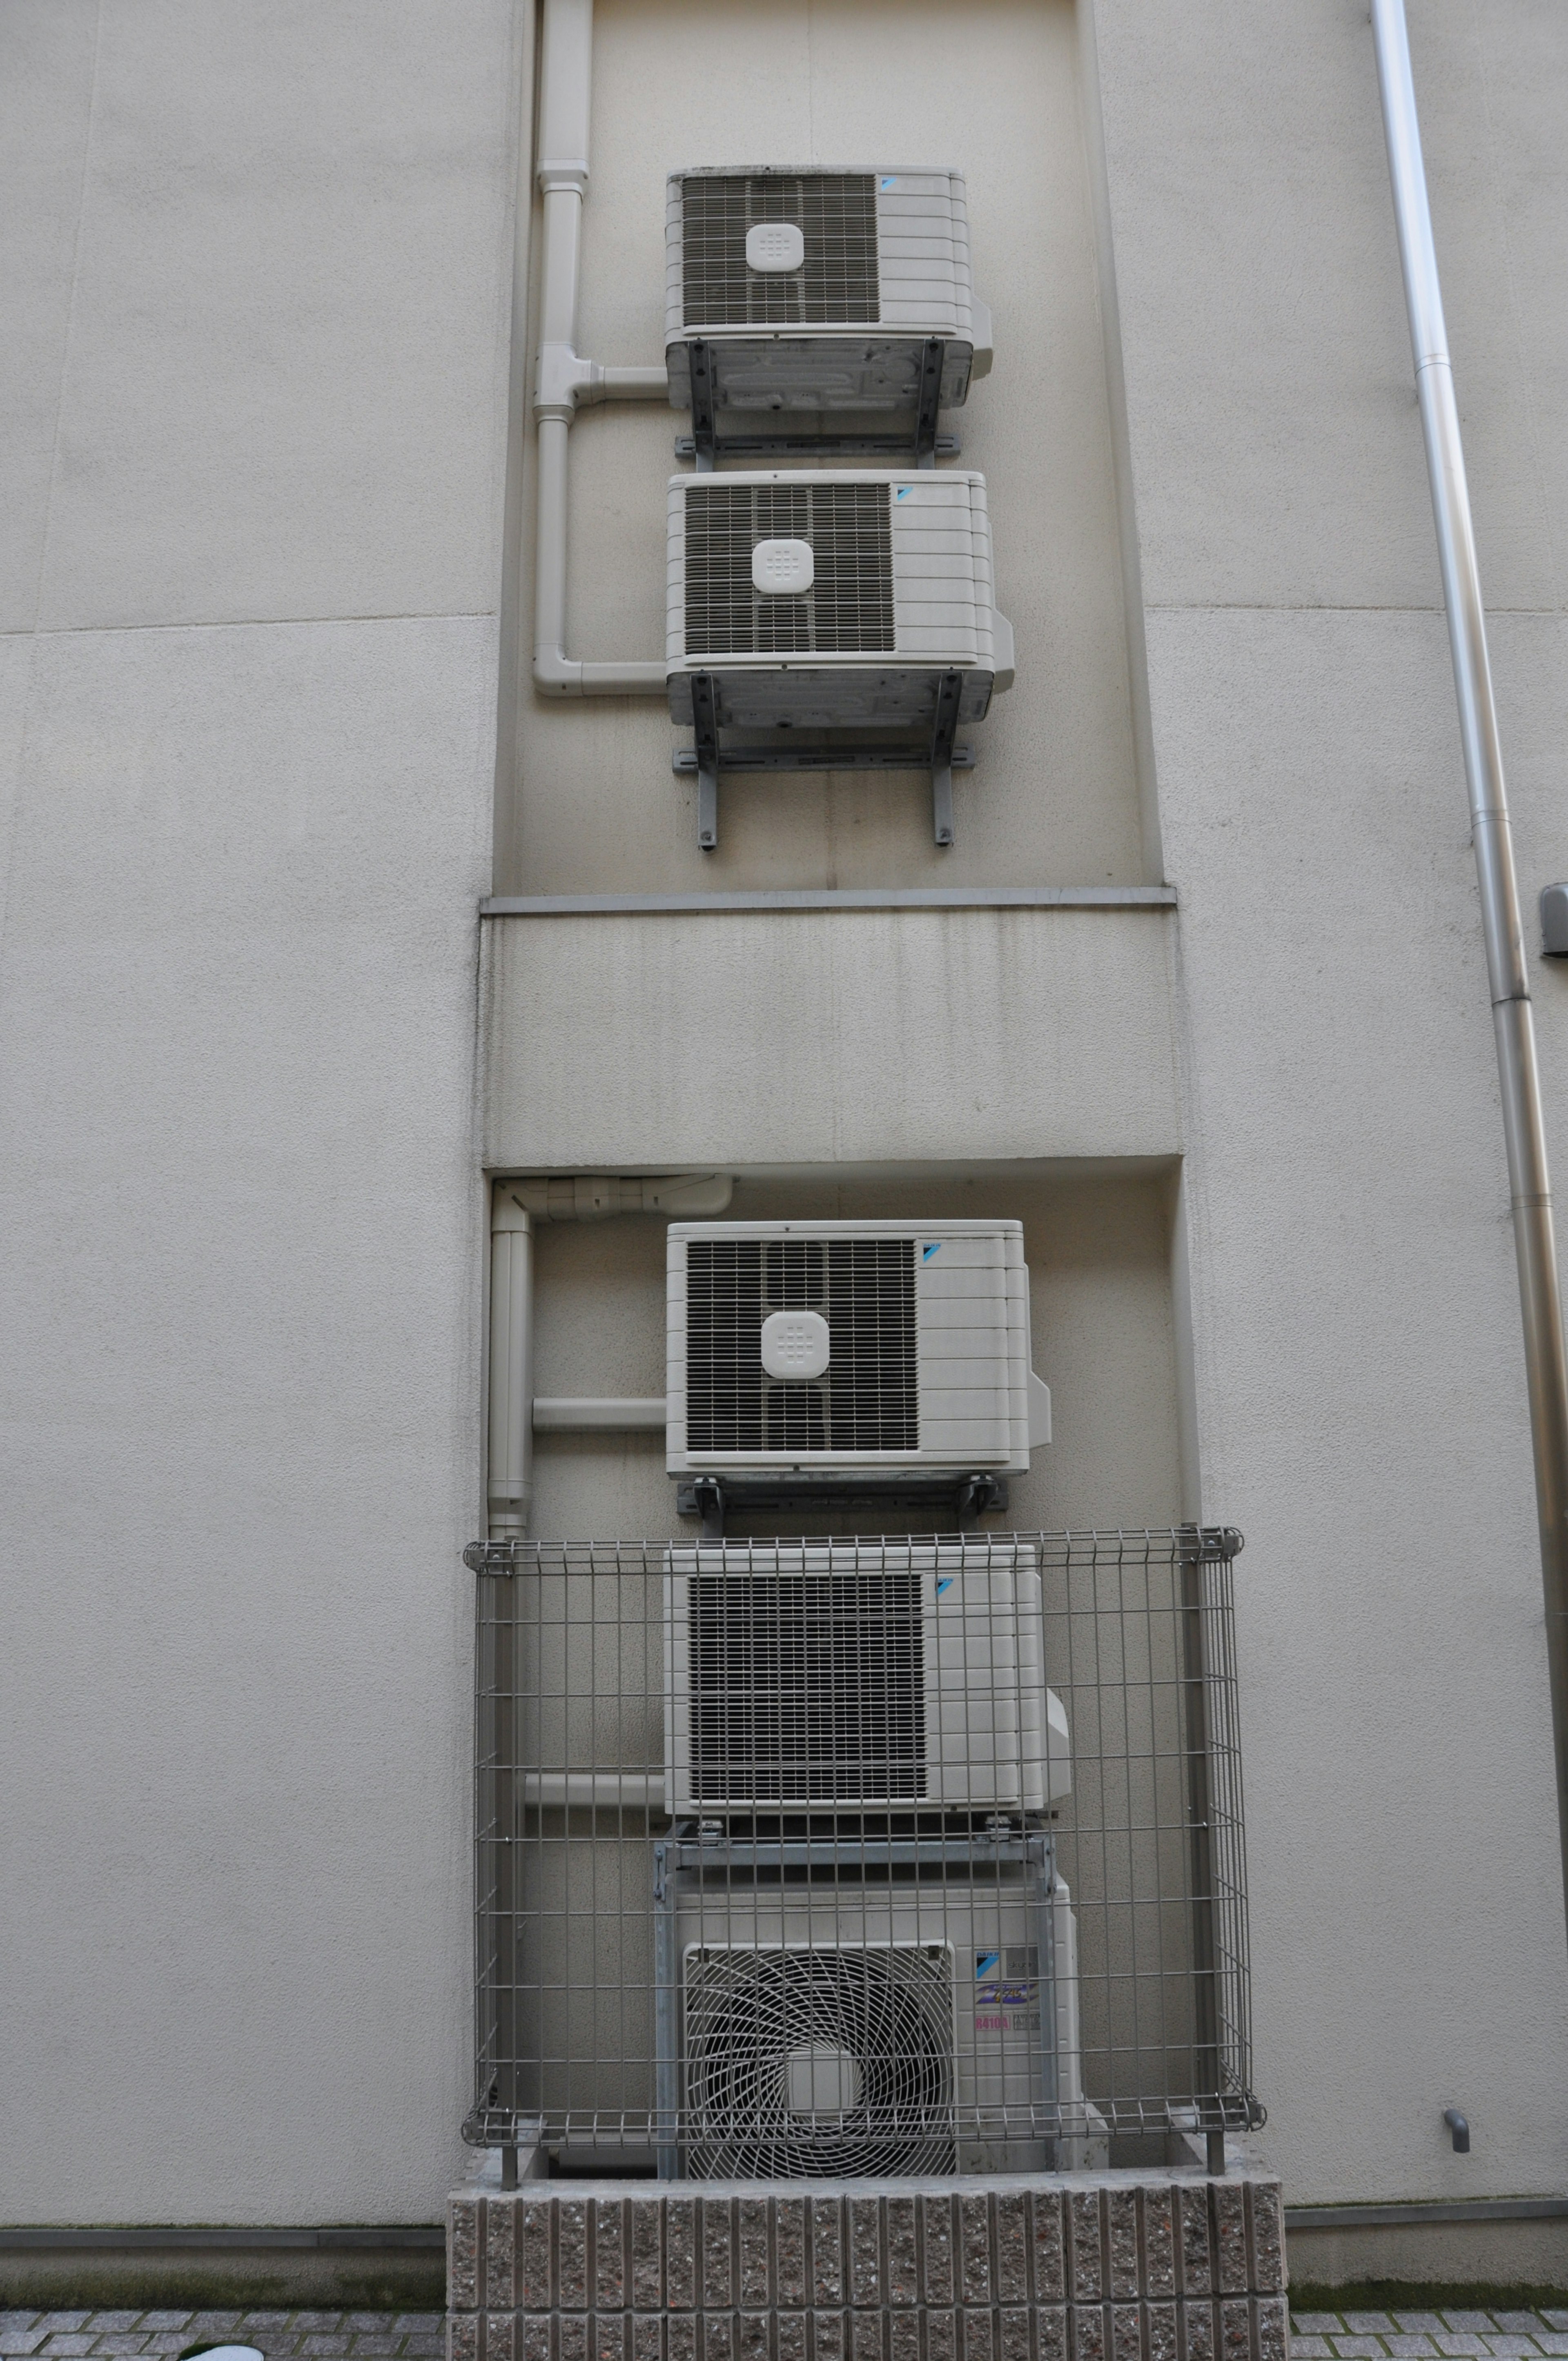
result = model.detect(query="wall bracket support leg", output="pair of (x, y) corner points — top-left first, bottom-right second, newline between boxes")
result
(692, 673), (719, 851)
(931, 669), (962, 846)
(687, 340), (716, 472)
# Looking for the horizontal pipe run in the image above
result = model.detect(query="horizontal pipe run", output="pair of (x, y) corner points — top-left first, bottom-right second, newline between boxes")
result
(520, 1773), (667, 1810)
(603, 365), (670, 399)
(534, 1397), (665, 1430)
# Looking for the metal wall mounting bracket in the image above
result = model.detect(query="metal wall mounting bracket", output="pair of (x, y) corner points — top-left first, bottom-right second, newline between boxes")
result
(690, 673), (719, 849)
(914, 337), (944, 467)
(676, 432), (962, 463)
(677, 693), (975, 850)
(931, 669), (963, 846)
(687, 341), (717, 472)
(675, 1470), (1010, 1536)
(677, 337), (956, 466)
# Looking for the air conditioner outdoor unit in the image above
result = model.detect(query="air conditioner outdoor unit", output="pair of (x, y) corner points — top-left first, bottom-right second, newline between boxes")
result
(666, 1220), (1046, 1478)
(675, 1874), (1095, 2179)
(666, 472), (1012, 848)
(663, 1541), (1071, 1816)
(664, 168), (993, 460)
(667, 470), (1013, 726)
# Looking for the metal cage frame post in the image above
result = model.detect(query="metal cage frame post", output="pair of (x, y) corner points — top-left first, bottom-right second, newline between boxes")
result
(653, 1838), (680, 2181)
(1180, 1532), (1223, 2174)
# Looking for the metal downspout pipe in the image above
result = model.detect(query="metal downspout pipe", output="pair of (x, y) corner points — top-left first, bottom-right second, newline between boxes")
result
(1372, 0), (1568, 1932)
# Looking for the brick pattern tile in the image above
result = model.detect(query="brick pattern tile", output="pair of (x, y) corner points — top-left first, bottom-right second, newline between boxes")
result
(449, 2183), (1309, 2361)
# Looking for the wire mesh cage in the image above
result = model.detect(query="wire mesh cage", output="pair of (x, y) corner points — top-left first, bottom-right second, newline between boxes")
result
(461, 1528), (1259, 2178)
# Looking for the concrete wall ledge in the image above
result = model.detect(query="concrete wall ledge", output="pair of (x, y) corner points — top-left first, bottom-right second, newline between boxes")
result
(480, 891), (1178, 917)
(1283, 2198), (1568, 2232)
(0, 2225), (446, 2249)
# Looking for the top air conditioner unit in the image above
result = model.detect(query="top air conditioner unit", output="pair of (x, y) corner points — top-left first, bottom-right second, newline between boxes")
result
(666, 1221), (1048, 1477)
(664, 168), (993, 458)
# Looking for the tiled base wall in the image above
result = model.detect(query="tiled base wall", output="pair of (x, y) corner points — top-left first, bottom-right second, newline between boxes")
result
(448, 2180), (1287, 2361)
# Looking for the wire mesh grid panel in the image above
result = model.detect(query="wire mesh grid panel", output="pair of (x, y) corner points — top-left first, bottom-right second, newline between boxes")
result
(463, 1529), (1258, 2177)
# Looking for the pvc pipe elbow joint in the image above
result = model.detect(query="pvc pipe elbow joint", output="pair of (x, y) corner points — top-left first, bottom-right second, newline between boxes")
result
(533, 644), (584, 697)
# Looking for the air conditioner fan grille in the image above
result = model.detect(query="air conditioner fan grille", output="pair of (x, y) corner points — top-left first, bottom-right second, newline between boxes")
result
(680, 173), (880, 328)
(684, 483), (894, 659)
(685, 1236), (917, 1453)
(687, 1569), (926, 1802)
(684, 1945), (956, 2180)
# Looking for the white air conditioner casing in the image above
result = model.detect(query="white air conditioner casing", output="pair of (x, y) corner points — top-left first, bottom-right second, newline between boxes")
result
(664, 1541), (1071, 1816)
(667, 1220), (1037, 1474)
(675, 1874), (1093, 2179)
(665, 167), (993, 417)
(667, 471), (1013, 732)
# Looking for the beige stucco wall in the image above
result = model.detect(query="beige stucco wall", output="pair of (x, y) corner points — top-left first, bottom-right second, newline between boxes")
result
(0, 0), (518, 2222)
(506, 0), (1147, 894)
(525, 1166), (1184, 1541)
(3, 0), (1568, 2250)
(1095, 0), (1568, 2207)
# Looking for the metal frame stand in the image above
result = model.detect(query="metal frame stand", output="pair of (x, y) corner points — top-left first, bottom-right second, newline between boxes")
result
(651, 1823), (1060, 2183)
(677, 1470), (1008, 1539)
(690, 673), (720, 851)
(677, 336), (958, 469)
(931, 669), (962, 848)
(676, 672), (975, 851)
